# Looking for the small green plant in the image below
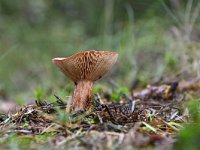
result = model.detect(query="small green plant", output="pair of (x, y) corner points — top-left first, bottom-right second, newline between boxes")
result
(56, 109), (69, 124)
(111, 86), (130, 102)
(175, 121), (200, 150)
(187, 99), (200, 122)
(34, 86), (45, 101)
(165, 51), (177, 71)
(175, 99), (200, 150)
(93, 84), (104, 95)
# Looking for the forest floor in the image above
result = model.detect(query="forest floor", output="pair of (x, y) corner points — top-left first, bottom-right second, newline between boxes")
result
(0, 72), (200, 150)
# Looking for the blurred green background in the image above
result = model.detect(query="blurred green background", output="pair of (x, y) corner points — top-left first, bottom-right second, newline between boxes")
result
(0, 0), (200, 102)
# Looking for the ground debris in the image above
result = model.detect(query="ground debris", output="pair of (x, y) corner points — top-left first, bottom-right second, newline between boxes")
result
(0, 83), (188, 149)
(132, 81), (179, 101)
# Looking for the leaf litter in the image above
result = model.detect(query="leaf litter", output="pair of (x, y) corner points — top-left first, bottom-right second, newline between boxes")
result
(0, 79), (198, 150)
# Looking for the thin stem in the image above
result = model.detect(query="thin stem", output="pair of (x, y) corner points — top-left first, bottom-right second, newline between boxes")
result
(70, 80), (94, 111)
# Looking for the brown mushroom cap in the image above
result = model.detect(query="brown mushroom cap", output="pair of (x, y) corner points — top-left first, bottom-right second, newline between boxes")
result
(52, 50), (118, 82)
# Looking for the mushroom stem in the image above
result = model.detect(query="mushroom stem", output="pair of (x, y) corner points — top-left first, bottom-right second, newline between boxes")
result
(71, 80), (94, 111)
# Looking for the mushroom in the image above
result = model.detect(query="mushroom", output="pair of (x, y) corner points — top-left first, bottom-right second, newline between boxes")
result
(52, 50), (118, 111)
